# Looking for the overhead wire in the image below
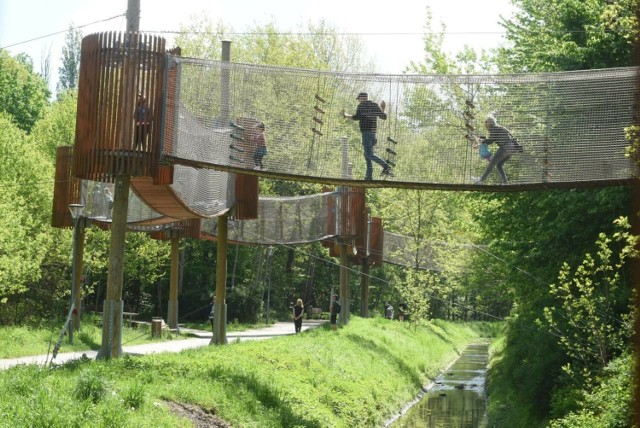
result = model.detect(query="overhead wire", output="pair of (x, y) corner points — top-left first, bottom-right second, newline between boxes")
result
(11, 23), (632, 55)
(0, 13), (127, 50)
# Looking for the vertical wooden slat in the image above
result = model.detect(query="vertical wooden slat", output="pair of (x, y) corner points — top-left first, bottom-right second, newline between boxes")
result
(74, 32), (166, 182)
(369, 217), (383, 265)
(52, 146), (81, 228)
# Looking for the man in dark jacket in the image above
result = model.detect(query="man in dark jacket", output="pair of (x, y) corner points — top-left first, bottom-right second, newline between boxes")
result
(343, 92), (392, 180)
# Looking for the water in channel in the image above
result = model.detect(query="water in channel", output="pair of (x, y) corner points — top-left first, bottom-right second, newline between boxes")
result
(391, 342), (489, 428)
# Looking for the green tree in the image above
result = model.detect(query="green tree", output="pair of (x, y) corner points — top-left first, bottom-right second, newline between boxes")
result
(0, 114), (54, 310)
(483, 188), (631, 424)
(0, 50), (50, 132)
(176, 17), (373, 72)
(497, 0), (639, 72)
(549, 353), (633, 428)
(29, 90), (77, 159)
(57, 25), (83, 93)
(481, 1), (637, 423)
(539, 217), (635, 391)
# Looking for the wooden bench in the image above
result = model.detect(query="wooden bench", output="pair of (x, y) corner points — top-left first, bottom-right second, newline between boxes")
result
(91, 311), (140, 326)
(130, 320), (150, 329)
(311, 308), (323, 319)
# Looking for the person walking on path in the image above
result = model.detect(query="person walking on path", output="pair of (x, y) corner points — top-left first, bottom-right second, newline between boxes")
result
(398, 302), (407, 322)
(292, 298), (304, 333)
(342, 92), (392, 180)
(208, 296), (216, 332)
(384, 302), (394, 320)
(475, 116), (519, 185)
(330, 294), (341, 331)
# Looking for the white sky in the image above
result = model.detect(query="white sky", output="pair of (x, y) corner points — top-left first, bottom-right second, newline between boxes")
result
(0, 0), (514, 92)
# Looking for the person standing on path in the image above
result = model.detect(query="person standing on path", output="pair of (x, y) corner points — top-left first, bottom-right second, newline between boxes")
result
(330, 294), (341, 331)
(292, 298), (304, 333)
(342, 92), (392, 180)
(384, 302), (394, 320)
(208, 296), (216, 332)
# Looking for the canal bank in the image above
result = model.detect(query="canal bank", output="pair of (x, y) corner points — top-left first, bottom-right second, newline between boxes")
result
(386, 341), (490, 427)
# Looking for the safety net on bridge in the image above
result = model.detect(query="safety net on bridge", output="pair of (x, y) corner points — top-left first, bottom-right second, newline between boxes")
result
(201, 192), (338, 245)
(77, 177), (470, 270)
(161, 56), (637, 190)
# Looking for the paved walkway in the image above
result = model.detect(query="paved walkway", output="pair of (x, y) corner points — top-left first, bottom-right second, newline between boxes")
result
(0, 320), (327, 370)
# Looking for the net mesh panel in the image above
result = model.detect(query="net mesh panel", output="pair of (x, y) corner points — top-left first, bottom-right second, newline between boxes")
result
(202, 192), (338, 245)
(166, 102), (233, 217)
(163, 56), (637, 188)
(81, 179), (164, 224)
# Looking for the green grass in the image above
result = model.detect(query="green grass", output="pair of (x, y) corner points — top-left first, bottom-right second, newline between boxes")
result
(0, 315), (272, 359)
(0, 317), (502, 427)
(180, 320), (274, 333)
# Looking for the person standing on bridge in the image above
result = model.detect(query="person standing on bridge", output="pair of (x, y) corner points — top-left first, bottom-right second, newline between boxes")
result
(134, 94), (152, 149)
(475, 116), (519, 185)
(342, 92), (392, 181)
(252, 122), (267, 170)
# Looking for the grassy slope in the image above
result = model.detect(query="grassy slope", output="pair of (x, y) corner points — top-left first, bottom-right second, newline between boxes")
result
(0, 318), (270, 359)
(0, 318), (501, 427)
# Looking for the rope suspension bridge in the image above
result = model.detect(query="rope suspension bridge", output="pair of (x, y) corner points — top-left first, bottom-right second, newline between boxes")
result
(52, 31), (638, 260)
(48, 31), (638, 357)
(163, 56), (637, 191)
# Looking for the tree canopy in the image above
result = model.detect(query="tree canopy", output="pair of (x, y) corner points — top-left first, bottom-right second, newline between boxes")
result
(0, 50), (50, 133)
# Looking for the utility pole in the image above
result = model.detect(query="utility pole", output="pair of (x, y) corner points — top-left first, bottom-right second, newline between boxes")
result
(126, 0), (140, 33)
(98, 0), (139, 359)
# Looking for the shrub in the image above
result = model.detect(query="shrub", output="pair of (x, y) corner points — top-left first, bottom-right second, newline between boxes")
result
(74, 370), (109, 403)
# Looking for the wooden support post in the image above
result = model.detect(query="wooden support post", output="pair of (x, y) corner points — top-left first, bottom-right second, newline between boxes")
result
(339, 241), (349, 325)
(98, 1), (139, 359)
(99, 175), (130, 359)
(212, 214), (228, 345)
(361, 257), (369, 318)
(71, 221), (86, 332)
(167, 236), (180, 330)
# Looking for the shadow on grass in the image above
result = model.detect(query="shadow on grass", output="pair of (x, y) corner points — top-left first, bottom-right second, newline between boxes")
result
(208, 368), (324, 428)
(343, 333), (423, 387)
(78, 331), (100, 350)
(423, 322), (459, 351)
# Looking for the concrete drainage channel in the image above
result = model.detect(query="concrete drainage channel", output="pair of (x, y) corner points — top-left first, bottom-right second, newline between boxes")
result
(386, 342), (490, 427)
